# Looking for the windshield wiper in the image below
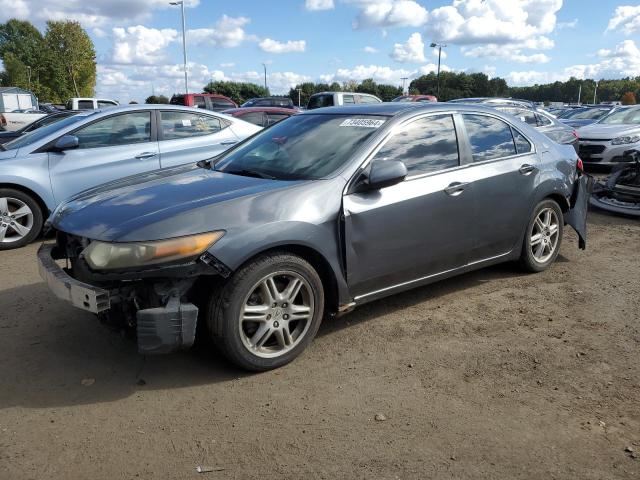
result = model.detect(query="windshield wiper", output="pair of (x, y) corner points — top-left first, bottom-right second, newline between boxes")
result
(223, 168), (277, 180)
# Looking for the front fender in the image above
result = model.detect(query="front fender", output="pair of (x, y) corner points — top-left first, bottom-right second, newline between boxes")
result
(0, 170), (55, 213)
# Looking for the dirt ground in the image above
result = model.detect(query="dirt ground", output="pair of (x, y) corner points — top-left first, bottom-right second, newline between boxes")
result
(0, 209), (638, 480)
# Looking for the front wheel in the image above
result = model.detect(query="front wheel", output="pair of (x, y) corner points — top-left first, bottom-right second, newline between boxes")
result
(520, 199), (563, 272)
(0, 189), (43, 250)
(204, 252), (325, 371)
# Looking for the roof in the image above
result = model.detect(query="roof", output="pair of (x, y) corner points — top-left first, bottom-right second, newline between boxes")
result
(0, 86), (36, 94)
(298, 102), (503, 117)
(222, 107), (297, 115)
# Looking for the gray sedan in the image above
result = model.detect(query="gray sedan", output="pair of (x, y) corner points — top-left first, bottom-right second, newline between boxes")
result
(39, 103), (588, 371)
(0, 105), (261, 249)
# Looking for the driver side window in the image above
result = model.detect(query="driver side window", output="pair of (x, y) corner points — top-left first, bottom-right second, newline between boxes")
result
(73, 112), (151, 149)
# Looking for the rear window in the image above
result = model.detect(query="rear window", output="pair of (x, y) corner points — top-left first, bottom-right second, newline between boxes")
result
(211, 98), (236, 109)
(307, 94), (334, 110)
(77, 100), (94, 110)
(463, 114), (517, 161)
(358, 95), (381, 104)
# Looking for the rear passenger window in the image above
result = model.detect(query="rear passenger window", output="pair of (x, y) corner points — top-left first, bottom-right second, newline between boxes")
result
(372, 114), (459, 175)
(463, 114), (516, 161)
(358, 95), (379, 104)
(536, 113), (553, 126)
(512, 128), (532, 154)
(343, 95), (355, 104)
(160, 111), (224, 139)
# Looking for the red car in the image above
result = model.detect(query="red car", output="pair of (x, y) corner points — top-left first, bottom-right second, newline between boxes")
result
(392, 94), (438, 103)
(222, 107), (297, 127)
(170, 93), (237, 112)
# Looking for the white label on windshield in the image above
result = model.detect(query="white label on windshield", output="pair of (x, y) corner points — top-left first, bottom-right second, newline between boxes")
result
(182, 119), (192, 126)
(339, 118), (385, 128)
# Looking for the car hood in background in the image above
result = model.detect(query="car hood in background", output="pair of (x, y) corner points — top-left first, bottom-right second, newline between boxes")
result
(577, 124), (640, 139)
(51, 164), (308, 241)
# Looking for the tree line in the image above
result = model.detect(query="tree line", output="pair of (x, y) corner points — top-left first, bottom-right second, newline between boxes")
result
(0, 19), (96, 103)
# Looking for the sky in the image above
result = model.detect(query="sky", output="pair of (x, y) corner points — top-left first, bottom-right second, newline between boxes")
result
(2, 0), (640, 102)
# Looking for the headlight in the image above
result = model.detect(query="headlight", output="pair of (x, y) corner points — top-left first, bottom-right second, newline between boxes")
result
(611, 135), (640, 145)
(83, 231), (225, 270)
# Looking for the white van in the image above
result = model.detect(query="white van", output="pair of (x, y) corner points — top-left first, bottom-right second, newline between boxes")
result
(66, 98), (119, 110)
(306, 92), (382, 110)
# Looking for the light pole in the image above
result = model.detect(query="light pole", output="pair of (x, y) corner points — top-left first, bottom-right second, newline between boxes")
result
(593, 80), (599, 104)
(170, 1), (188, 94)
(261, 63), (268, 92)
(400, 76), (408, 95)
(296, 88), (302, 107)
(430, 42), (446, 99)
(26, 66), (31, 90)
(577, 83), (582, 105)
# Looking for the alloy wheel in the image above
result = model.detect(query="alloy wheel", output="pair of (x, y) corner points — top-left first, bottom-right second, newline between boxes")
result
(0, 197), (34, 244)
(530, 207), (559, 263)
(239, 271), (314, 358)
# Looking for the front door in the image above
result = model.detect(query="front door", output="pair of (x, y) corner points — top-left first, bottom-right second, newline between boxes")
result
(49, 111), (160, 203)
(344, 113), (475, 298)
(157, 110), (240, 168)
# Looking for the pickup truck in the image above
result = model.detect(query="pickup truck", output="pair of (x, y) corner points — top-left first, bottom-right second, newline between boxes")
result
(0, 109), (46, 131)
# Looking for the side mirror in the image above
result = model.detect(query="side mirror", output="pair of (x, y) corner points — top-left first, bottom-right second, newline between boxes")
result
(52, 135), (79, 152)
(358, 159), (407, 192)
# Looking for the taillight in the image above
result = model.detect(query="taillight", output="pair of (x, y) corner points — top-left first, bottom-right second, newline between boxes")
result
(576, 157), (584, 173)
(572, 130), (579, 140)
(0, 114), (5, 127)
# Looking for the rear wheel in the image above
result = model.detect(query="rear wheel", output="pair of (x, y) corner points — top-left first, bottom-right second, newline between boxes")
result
(0, 189), (43, 250)
(204, 252), (324, 371)
(520, 199), (563, 272)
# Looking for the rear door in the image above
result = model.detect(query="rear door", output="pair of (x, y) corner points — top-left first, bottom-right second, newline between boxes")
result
(458, 113), (539, 261)
(49, 111), (160, 202)
(344, 113), (475, 297)
(157, 110), (238, 168)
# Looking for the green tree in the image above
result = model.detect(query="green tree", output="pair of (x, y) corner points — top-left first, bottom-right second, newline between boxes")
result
(145, 94), (169, 104)
(204, 81), (268, 105)
(0, 19), (47, 97)
(43, 21), (96, 102)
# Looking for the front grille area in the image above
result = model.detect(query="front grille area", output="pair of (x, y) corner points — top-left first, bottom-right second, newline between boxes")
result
(579, 144), (606, 155)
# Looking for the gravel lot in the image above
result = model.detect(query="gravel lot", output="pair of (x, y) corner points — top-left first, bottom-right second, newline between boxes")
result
(0, 209), (638, 480)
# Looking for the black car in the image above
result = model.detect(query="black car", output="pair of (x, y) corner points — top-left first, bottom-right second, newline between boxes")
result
(241, 97), (295, 109)
(0, 111), (78, 145)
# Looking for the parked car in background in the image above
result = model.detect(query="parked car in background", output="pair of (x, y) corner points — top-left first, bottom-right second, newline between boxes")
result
(0, 105), (260, 249)
(0, 111), (78, 144)
(170, 93), (237, 112)
(0, 109), (46, 131)
(392, 94), (438, 103)
(39, 103), (61, 114)
(576, 106), (640, 168)
(558, 106), (617, 128)
(241, 97), (295, 109)
(39, 103), (588, 371)
(66, 98), (119, 110)
(306, 92), (382, 109)
(221, 107), (297, 127)
(449, 98), (578, 152)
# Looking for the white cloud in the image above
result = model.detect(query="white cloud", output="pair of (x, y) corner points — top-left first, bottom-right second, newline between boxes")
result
(321, 64), (423, 85)
(346, 0), (429, 29)
(305, 0), (334, 10)
(364, 46), (379, 53)
(259, 38), (306, 53)
(220, 62), (235, 68)
(606, 5), (640, 36)
(187, 15), (251, 48)
(111, 25), (178, 65)
(557, 19), (578, 29)
(390, 32), (426, 63)
(426, 0), (562, 45)
(0, 0), (199, 27)
(462, 44), (550, 63)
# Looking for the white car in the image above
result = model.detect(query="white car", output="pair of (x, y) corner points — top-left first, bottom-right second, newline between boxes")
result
(66, 98), (119, 110)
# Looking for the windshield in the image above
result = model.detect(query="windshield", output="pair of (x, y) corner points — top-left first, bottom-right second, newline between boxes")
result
(4, 114), (90, 150)
(562, 108), (609, 120)
(597, 107), (640, 125)
(214, 114), (387, 180)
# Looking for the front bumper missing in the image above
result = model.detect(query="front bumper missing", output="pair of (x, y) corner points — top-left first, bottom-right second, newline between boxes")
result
(38, 243), (110, 313)
(38, 243), (199, 354)
(565, 174), (594, 250)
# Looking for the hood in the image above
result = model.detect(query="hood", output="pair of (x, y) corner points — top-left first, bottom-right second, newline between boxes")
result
(51, 164), (306, 241)
(577, 123), (640, 139)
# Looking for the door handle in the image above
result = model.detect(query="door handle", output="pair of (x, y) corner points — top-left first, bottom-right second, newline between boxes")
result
(519, 164), (536, 175)
(135, 152), (157, 160)
(219, 141), (238, 146)
(444, 182), (469, 196)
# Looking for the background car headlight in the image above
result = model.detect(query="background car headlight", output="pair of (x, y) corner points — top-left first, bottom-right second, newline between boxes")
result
(83, 231), (225, 270)
(611, 135), (640, 145)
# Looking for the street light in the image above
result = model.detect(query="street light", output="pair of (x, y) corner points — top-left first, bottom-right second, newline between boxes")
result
(170, 1), (188, 94)
(430, 42), (447, 99)
(296, 88), (302, 107)
(261, 63), (268, 92)
(593, 80), (599, 104)
(400, 76), (408, 95)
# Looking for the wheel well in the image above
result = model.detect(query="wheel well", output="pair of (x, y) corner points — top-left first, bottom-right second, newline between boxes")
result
(545, 193), (570, 212)
(243, 245), (340, 315)
(0, 183), (49, 217)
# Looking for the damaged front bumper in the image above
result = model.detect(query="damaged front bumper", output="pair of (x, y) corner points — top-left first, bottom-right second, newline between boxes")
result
(37, 242), (210, 354)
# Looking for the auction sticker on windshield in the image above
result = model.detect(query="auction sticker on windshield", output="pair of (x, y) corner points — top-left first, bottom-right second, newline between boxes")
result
(339, 118), (386, 128)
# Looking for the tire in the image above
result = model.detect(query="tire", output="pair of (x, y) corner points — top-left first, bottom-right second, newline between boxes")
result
(520, 199), (563, 273)
(0, 188), (43, 250)
(203, 252), (325, 371)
